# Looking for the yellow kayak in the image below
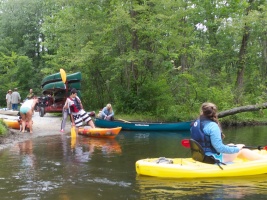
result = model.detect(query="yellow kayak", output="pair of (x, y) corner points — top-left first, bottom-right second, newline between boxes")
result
(2, 119), (20, 129)
(136, 150), (267, 178)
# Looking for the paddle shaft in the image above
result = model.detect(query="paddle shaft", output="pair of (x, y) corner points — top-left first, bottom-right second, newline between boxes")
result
(118, 118), (131, 123)
(60, 68), (72, 135)
(181, 139), (267, 150)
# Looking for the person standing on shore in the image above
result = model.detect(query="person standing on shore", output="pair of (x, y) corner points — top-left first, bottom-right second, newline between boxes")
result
(20, 98), (39, 133)
(6, 90), (12, 110)
(26, 89), (34, 100)
(11, 88), (21, 111)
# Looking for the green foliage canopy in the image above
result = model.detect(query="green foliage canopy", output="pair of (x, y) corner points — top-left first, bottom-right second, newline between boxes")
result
(0, 0), (266, 122)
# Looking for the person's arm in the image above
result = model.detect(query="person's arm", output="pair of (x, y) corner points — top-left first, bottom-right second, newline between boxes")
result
(101, 107), (108, 118)
(70, 114), (75, 126)
(107, 110), (114, 118)
(108, 110), (114, 117)
(77, 97), (84, 110)
(18, 93), (21, 101)
(205, 122), (239, 154)
(31, 99), (38, 109)
(63, 99), (69, 110)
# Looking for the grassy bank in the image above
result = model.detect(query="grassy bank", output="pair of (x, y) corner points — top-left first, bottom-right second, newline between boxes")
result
(0, 120), (8, 135)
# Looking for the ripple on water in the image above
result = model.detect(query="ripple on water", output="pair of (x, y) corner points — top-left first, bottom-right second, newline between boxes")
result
(87, 177), (131, 187)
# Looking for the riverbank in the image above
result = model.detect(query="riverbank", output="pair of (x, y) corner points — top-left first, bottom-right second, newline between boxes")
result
(0, 111), (70, 151)
(1, 111), (267, 151)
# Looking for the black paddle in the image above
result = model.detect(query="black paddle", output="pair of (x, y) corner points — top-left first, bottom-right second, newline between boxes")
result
(181, 139), (267, 150)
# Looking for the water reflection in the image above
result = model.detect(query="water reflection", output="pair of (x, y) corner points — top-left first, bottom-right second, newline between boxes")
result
(136, 175), (267, 199)
(69, 136), (122, 163)
(85, 138), (122, 155)
(9, 140), (63, 198)
(2, 128), (267, 199)
(18, 140), (36, 168)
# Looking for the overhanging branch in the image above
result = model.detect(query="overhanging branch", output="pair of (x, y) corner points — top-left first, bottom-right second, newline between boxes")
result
(218, 103), (267, 118)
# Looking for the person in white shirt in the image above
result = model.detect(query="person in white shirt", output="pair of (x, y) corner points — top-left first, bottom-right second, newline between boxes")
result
(6, 90), (12, 110)
(20, 98), (38, 133)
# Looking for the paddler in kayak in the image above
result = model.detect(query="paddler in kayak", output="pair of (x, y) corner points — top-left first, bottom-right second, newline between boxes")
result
(191, 102), (267, 163)
(65, 88), (95, 133)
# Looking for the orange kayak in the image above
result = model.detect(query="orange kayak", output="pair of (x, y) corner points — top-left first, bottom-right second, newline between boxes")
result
(2, 119), (20, 129)
(78, 126), (122, 139)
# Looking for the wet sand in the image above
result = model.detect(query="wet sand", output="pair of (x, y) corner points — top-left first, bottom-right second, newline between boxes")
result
(0, 112), (71, 150)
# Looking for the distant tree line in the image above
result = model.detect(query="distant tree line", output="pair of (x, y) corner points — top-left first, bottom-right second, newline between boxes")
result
(0, 0), (267, 122)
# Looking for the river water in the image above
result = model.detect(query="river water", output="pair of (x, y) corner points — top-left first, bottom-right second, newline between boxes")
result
(1, 126), (267, 199)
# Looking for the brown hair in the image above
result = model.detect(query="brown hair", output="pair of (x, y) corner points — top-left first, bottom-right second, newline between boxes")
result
(200, 102), (218, 123)
(200, 102), (225, 139)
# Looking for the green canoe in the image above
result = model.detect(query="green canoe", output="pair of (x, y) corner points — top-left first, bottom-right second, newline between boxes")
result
(41, 72), (82, 86)
(43, 89), (81, 98)
(42, 81), (81, 91)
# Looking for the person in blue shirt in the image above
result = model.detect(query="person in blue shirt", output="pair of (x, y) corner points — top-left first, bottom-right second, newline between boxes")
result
(100, 103), (114, 120)
(191, 102), (267, 163)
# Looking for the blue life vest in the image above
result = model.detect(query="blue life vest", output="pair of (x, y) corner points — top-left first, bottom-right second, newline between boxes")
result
(190, 118), (217, 153)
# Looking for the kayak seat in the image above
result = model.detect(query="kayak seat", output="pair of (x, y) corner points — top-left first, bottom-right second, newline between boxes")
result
(189, 139), (225, 170)
(155, 157), (173, 164)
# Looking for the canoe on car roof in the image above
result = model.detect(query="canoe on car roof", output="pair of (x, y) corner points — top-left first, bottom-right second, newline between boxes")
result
(42, 81), (81, 91)
(41, 72), (82, 86)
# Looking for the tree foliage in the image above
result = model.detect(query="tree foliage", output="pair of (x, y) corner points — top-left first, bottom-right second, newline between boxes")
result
(0, 0), (266, 121)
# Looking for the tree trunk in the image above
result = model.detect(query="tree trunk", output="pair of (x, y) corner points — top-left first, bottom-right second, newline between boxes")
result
(235, 0), (254, 102)
(236, 25), (250, 90)
(218, 103), (267, 118)
(130, 9), (139, 95)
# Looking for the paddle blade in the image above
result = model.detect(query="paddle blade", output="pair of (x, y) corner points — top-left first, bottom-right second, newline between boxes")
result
(71, 136), (76, 149)
(60, 68), (67, 83)
(181, 139), (190, 148)
(71, 126), (76, 138)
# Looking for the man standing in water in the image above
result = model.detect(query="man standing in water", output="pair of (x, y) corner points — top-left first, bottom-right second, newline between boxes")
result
(64, 88), (95, 133)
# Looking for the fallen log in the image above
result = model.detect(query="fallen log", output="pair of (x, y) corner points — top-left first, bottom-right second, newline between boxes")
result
(218, 103), (267, 118)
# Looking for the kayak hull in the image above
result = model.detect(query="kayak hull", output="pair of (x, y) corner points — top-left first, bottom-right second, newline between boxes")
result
(41, 72), (82, 86)
(78, 127), (122, 139)
(0, 110), (19, 116)
(2, 119), (20, 129)
(136, 151), (267, 178)
(42, 81), (81, 91)
(95, 118), (191, 131)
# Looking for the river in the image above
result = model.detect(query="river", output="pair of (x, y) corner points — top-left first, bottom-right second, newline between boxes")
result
(0, 126), (267, 199)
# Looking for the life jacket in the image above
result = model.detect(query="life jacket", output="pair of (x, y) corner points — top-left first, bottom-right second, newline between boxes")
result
(190, 117), (217, 154)
(69, 97), (81, 113)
